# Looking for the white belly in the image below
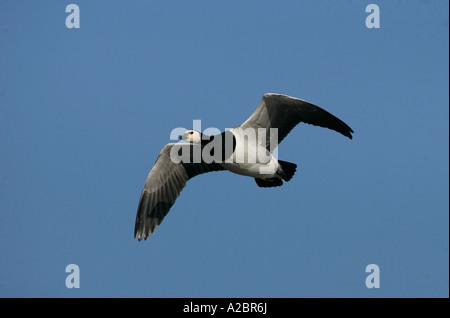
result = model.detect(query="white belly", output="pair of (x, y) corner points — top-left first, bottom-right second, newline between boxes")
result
(220, 160), (279, 179)
(220, 128), (280, 179)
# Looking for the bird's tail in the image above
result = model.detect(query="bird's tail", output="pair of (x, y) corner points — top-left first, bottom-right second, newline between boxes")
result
(277, 160), (297, 182)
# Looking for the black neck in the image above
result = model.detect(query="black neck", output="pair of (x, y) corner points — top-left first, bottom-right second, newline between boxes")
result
(200, 131), (236, 162)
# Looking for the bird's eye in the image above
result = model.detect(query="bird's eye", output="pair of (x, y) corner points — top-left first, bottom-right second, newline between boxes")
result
(189, 131), (194, 135)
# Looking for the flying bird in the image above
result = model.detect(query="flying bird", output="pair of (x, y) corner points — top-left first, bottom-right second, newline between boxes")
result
(134, 93), (354, 240)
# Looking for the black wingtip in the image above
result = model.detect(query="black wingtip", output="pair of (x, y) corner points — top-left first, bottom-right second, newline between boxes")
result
(342, 126), (354, 139)
(134, 232), (149, 241)
(134, 231), (142, 241)
(349, 129), (354, 139)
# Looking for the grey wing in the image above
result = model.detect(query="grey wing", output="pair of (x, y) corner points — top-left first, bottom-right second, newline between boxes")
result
(239, 93), (354, 150)
(134, 143), (225, 241)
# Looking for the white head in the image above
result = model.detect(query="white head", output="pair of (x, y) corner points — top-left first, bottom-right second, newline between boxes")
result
(179, 129), (202, 144)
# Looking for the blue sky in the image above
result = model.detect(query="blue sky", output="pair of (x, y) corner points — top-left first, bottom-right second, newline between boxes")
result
(0, 0), (448, 298)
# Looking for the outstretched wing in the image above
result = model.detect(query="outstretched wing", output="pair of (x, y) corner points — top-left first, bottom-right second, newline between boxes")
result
(134, 143), (225, 241)
(239, 93), (354, 150)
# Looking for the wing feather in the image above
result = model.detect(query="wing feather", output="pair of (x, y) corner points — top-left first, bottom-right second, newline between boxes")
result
(240, 93), (354, 150)
(134, 143), (225, 240)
